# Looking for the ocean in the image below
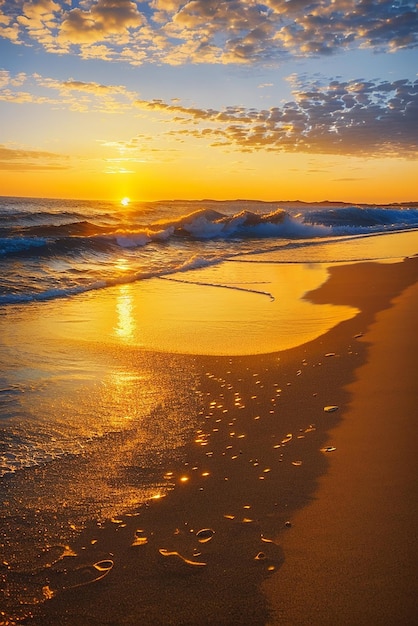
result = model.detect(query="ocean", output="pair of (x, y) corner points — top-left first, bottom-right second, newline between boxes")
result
(1, 196), (417, 623)
(2, 196), (418, 305)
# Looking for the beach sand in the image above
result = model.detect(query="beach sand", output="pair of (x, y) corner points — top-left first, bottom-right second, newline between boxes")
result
(264, 260), (418, 625)
(1, 252), (417, 625)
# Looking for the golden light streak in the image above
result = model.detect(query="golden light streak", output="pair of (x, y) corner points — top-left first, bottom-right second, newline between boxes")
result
(114, 284), (136, 341)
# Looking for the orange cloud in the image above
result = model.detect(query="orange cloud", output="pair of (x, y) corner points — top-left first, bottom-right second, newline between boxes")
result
(59, 0), (143, 44)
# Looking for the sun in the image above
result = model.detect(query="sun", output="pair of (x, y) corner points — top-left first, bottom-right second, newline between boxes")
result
(121, 197), (130, 207)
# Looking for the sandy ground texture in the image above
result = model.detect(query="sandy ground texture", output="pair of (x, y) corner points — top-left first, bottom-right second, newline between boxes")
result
(1, 255), (417, 626)
(265, 261), (418, 625)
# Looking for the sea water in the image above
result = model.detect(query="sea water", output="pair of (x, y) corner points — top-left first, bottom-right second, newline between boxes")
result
(1, 196), (418, 305)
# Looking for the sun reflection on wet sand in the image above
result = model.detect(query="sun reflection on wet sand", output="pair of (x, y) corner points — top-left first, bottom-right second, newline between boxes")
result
(114, 284), (136, 341)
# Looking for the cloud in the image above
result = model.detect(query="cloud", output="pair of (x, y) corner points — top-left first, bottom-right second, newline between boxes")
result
(0, 72), (138, 112)
(0, 0), (20, 42)
(135, 77), (418, 157)
(40, 75), (138, 111)
(15, 0), (63, 53)
(0, 144), (69, 171)
(1, 0), (416, 65)
(0, 146), (64, 159)
(2, 70), (417, 159)
(0, 162), (68, 170)
(59, 79), (135, 96)
(0, 72), (54, 104)
(58, 0), (143, 45)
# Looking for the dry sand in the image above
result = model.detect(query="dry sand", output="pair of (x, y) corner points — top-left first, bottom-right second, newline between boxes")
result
(2, 256), (417, 625)
(265, 260), (418, 625)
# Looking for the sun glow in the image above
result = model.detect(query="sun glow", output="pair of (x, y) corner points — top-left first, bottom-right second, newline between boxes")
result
(121, 197), (130, 206)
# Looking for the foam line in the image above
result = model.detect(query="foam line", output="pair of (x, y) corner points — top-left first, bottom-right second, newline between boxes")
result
(226, 255), (405, 265)
(158, 276), (275, 301)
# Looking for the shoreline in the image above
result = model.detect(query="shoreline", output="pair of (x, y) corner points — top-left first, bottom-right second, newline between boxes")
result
(1, 255), (417, 625)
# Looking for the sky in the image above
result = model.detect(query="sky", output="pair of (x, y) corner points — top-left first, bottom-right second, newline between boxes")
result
(0, 0), (417, 203)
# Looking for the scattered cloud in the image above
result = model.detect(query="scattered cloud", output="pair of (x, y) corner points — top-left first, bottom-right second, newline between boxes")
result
(135, 77), (418, 157)
(2, 70), (417, 159)
(1, 0), (417, 66)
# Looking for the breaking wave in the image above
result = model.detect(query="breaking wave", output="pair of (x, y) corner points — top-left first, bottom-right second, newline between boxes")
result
(0, 208), (331, 259)
(1, 199), (417, 306)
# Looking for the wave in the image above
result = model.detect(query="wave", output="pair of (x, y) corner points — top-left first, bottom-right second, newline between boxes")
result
(0, 236), (50, 255)
(153, 208), (330, 239)
(1, 203), (417, 306)
(0, 209), (329, 259)
(2, 206), (418, 260)
(0, 249), (235, 305)
(0, 234), (115, 258)
(0, 209), (90, 226)
(0, 280), (109, 305)
(304, 205), (418, 230)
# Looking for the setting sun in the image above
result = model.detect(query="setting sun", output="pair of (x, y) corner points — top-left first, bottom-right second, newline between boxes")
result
(121, 197), (130, 207)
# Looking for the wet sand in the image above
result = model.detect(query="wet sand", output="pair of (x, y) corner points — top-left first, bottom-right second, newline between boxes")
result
(1, 254), (417, 625)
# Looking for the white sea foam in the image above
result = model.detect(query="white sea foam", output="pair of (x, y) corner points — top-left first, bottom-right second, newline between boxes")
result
(152, 207), (330, 241)
(114, 226), (175, 248)
(175, 254), (226, 272)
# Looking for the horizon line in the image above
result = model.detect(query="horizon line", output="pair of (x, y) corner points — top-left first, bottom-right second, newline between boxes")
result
(1, 194), (417, 207)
